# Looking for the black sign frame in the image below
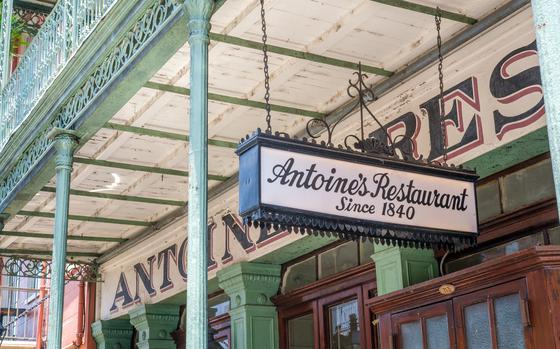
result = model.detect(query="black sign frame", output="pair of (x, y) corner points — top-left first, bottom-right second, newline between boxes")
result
(237, 130), (479, 251)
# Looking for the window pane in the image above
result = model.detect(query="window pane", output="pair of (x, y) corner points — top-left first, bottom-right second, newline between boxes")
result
(426, 315), (450, 349)
(502, 159), (555, 212)
(400, 321), (422, 349)
(319, 242), (358, 279)
(495, 294), (526, 349)
(282, 257), (317, 293)
(288, 313), (314, 349)
(359, 239), (374, 264)
(477, 180), (501, 222)
(328, 299), (361, 349)
(465, 302), (492, 349)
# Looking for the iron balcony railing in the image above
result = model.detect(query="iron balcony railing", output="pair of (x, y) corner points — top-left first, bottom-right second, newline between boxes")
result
(0, 0), (118, 150)
(0, 285), (46, 343)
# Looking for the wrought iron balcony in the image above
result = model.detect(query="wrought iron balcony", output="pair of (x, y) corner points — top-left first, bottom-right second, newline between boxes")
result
(0, 0), (118, 150)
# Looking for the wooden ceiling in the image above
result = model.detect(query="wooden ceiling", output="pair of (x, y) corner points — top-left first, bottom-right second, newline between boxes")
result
(0, 0), (524, 261)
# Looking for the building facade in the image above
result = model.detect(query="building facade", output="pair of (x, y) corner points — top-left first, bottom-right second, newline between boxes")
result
(0, 0), (559, 348)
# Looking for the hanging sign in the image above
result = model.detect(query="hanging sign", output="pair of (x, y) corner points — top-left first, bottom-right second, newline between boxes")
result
(237, 130), (478, 250)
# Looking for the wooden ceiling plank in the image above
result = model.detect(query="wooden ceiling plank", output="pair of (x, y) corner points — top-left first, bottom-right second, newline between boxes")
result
(104, 122), (238, 149)
(41, 186), (186, 207)
(143, 81), (325, 118)
(74, 157), (229, 181)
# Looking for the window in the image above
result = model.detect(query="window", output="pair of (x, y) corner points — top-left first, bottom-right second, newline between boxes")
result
(328, 299), (361, 349)
(277, 263), (376, 349)
(454, 280), (530, 349)
(392, 302), (454, 349)
(287, 313), (314, 349)
(389, 280), (532, 349)
(281, 241), (374, 293)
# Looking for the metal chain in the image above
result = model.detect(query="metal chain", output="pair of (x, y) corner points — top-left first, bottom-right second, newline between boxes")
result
(435, 8), (447, 164)
(260, 0), (273, 133)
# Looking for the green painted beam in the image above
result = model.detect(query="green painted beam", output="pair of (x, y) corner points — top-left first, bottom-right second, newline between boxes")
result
(18, 210), (152, 227)
(74, 157), (230, 181)
(209, 32), (393, 77)
(144, 81), (325, 119)
(370, 0), (477, 25)
(1, 230), (126, 243)
(41, 186), (186, 207)
(0, 248), (100, 258)
(104, 122), (238, 149)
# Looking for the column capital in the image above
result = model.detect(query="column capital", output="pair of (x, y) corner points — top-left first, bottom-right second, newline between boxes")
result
(218, 262), (281, 349)
(91, 319), (133, 349)
(48, 128), (80, 170)
(129, 304), (180, 349)
(183, 0), (213, 45)
(218, 262), (281, 308)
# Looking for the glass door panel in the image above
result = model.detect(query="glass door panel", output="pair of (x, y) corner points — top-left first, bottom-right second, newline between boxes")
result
(464, 302), (492, 349)
(454, 279), (531, 349)
(288, 313), (315, 349)
(494, 294), (526, 349)
(392, 301), (454, 349)
(426, 315), (450, 349)
(328, 299), (361, 349)
(400, 320), (422, 349)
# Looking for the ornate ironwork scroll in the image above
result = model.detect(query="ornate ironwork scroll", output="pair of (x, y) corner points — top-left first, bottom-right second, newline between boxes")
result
(0, 255), (100, 282)
(306, 63), (420, 161)
(14, 6), (47, 30)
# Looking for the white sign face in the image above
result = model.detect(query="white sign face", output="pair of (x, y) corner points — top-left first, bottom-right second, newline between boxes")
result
(261, 147), (477, 234)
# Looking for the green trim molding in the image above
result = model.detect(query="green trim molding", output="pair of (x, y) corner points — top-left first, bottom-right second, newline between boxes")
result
(464, 127), (549, 179)
(370, 0), (477, 24)
(371, 244), (438, 296)
(218, 262), (281, 349)
(129, 304), (180, 349)
(92, 319), (133, 349)
(18, 210), (152, 227)
(208, 33), (393, 77)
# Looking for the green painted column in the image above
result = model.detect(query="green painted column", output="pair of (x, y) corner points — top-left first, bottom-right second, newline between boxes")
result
(217, 262), (281, 349)
(129, 304), (180, 349)
(532, 0), (560, 216)
(182, 1), (213, 348)
(371, 244), (438, 296)
(46, 128), (79, 349)
(91, 319), (133, 349)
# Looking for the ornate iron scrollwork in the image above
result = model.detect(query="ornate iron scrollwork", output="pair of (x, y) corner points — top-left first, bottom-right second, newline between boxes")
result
(0, 256), (100, 282)
(306, 63), (419, 161)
